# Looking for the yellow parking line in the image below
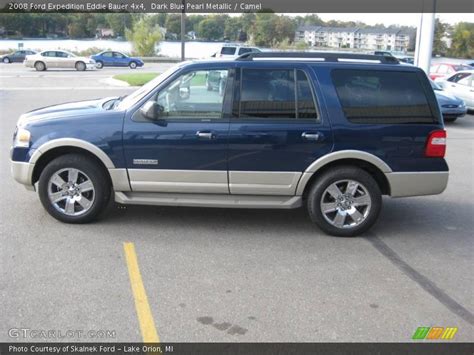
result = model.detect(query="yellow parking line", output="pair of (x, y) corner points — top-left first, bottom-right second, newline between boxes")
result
(123, 242), (160, 343)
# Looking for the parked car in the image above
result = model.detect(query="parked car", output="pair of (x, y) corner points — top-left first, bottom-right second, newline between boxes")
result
(397, 56), (414, 65)
(1, 50), (37, 63)
(24, 50), (96, 71)
(430, 80), (467, 122)
(10, 52), (449, 237)
(429, 63), (472, 80)
(212, 44), (261, 59)
(435, 70), (474, 110)
(91, 51), (144, 69)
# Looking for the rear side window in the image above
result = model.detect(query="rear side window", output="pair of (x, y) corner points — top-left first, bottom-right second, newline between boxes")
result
(238, 69), (318, 120)
(331, 69), (437, 124)
(238, 48), (253, 55)
(221, 47), (236, 55)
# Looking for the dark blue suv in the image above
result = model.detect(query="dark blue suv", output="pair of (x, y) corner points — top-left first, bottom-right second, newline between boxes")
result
(10, 52), (449, 236)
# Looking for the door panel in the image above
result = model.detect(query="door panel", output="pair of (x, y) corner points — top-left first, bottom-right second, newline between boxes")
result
(123, 68), (233, 194)
(228, 65), (333, 196)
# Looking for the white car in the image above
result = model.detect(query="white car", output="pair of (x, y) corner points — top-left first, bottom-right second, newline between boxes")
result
(435, 70), (474, 110)
(212, 45), (261, 59)
(24, 50), (96, 71)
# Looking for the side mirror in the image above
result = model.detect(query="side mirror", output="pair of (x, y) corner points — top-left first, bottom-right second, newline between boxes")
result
(140, 101), (161, 120)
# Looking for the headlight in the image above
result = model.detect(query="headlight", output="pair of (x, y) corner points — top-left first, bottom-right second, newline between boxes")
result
(14, 127), (31, 148)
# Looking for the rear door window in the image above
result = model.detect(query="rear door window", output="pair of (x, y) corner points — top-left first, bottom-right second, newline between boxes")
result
(331, 69), (438, 124)
(221, 47), (236, 55)
(237, 69), (318, 120)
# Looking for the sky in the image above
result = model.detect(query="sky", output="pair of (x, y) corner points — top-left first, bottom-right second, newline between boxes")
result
(309, 13), (470, 26)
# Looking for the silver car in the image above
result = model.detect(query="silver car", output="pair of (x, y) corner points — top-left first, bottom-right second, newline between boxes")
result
(24, 50), (96, 71)
(435, 70), (474, 110)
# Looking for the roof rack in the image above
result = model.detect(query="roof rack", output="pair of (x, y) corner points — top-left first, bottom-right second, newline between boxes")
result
(236, 51), (400, 64)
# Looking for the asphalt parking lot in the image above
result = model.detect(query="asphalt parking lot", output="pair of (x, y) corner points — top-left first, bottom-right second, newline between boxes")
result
(0, 63), (473, 343)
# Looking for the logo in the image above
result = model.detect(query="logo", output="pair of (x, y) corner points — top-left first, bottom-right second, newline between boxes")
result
(133, 159), (158, 166)
(412, 327), (457, 340)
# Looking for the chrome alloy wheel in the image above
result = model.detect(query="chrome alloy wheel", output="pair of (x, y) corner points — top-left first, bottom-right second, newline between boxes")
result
(320, 179), (372, 229)
(47, 168), (95, 216)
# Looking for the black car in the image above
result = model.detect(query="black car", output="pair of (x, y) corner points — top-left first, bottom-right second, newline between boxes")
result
(1, 50), (37, 63)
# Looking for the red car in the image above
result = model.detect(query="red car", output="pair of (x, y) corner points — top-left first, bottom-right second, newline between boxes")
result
(429, 63), (472, 80)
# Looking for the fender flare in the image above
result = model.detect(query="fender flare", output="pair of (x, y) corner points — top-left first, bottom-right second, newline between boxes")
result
(295, 150), (392, 195)
(30, 138), (115, 169)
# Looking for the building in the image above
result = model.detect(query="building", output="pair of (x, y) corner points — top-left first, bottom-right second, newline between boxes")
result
(295, 26), (415, 52)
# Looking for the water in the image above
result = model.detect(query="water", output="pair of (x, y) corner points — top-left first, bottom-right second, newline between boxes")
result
(0, 39), (226, 58)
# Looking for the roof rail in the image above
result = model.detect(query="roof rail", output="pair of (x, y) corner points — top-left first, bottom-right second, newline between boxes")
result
(236, 51), (399, 64)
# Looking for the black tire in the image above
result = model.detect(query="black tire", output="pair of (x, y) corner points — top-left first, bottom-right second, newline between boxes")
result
(307, 166), (382, 237)
(129, 61), (137, 69)
(75, 61), (86, 71)
(34, 61), (46, 71)
(444, 117), (457, 122)
(3, 57), (10, 63)
(38, 154), (111, 224)
(96, 61), (104, 69)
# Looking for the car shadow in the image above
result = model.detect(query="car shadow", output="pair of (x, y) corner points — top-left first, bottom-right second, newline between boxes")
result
(100, 196), (472, 240)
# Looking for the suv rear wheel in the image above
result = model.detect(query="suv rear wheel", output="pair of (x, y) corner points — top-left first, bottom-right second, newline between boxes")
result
(38, 154), (111, 223)
(307, 166), (382, 237)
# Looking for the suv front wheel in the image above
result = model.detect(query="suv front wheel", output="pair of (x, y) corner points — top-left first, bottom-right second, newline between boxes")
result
(38, 154), (111, 223)
(307, 166), (382, 237)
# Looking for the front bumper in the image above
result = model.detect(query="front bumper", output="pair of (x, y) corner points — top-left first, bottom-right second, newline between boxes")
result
(10, 160), (35, 191)
(386, 171), (449, 197)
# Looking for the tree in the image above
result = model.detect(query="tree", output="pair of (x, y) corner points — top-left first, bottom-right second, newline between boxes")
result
(449, 22), (474, 59)
(105, 13), (134, 37)
(125, 18), (163, 56)
(197, 17), (224, 40)
(433, 19), (448, 56)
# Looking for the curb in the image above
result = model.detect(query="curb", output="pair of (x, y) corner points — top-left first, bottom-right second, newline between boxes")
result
(100, 77), (131, 87)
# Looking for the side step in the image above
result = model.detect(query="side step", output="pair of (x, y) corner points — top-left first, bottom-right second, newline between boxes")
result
(115, 192), (302, 209)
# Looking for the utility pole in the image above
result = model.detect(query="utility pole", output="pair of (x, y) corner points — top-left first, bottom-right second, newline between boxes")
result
(414, 1), (436, 74)
(181, 0), (186, 61)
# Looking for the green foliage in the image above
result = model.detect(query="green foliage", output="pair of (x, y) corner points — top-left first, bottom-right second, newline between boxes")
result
(114, 73), (160, 86)
(197, 17), (224, 41)
(433, 19), (448, 55)
(449, 22), (474, 59)
(125, 18), (162, 56)
(251, 14), (296, 47)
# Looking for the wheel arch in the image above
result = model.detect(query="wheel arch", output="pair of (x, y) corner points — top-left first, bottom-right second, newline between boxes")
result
(297, 151), (392, 197)
(31, 139), (115, 186)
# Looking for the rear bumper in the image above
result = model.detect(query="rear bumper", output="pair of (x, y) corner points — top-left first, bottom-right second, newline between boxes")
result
(386, 171), (449, 197)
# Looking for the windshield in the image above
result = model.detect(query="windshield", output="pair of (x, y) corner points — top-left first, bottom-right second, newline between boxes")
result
(430, 79), (442, 91)
(116, 63), (186, 110)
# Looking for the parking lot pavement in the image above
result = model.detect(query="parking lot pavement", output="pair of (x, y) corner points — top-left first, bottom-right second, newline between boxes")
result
(0, 62), (174, 89)
(0, 84), (473, 342)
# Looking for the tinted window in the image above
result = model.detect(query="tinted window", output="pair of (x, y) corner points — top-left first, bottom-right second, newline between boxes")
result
(297, 70), (318, 119)
(448, 72), (471, 83)
(221, 47), (236, 55)
(42, 51), (54, 57)
(113, 52), (125, 58)
(332, 69), (436, 124)
(102, 52), (113, 57)
(136, 69), (228, 121)
(240, 69), (296, 119)
(56, 51), (69, 58)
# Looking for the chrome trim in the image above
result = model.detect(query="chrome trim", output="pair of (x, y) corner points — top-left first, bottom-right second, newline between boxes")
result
(115, 192), (302, 209)
(31, 138), (115, 169)
(386, 171), (449, 197)
(128, 169), (228, 194)
(229, 171), (302, 196)
(108, 169), (131, 192)
(295, 150), (393, 195)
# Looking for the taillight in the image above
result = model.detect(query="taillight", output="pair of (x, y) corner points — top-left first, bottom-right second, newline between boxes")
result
(425, 130), (446, 157)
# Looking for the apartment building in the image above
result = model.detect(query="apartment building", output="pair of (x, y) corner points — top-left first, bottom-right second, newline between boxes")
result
(295, 26), (414, 52)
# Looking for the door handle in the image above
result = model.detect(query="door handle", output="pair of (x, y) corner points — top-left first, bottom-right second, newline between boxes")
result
(302, 132), (322, 141)
(196, 131), (214, 139)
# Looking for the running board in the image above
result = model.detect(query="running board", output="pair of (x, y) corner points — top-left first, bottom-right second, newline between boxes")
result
(114, 192), (302, 209)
